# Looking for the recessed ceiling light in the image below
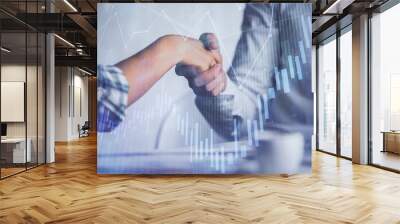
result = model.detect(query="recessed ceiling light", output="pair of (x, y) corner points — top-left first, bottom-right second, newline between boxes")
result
(323, 0), (354, 15)
(63, 0), (78, 12)
(1, 47), (11, 53)
(54, 34), (75, 48)
(78, 67), (93, 76)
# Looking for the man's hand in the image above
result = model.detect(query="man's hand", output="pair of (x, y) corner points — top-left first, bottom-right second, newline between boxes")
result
(176, 33), (227, 96)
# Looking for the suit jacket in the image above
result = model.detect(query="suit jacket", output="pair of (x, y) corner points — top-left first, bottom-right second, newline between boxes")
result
(195, 3), (313, 139)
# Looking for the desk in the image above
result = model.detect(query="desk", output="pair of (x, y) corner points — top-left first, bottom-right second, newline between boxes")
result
(1, 138), (31, 163)
(98, 131), (307, 174)
(382, 131), (400, 154)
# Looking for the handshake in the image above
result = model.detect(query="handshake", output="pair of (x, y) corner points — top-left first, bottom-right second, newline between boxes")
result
(113, 33), (229, 107)
(174, 33), (228, 96)
(99, 33), (229, 132)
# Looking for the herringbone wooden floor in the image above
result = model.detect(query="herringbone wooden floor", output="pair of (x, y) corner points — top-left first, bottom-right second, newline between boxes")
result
(1, 135), (400, 224)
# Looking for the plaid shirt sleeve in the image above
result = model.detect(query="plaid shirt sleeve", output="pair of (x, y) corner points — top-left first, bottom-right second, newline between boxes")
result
(97, 65), (129, 132)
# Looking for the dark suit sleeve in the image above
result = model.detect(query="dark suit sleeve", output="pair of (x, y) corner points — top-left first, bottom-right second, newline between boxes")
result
(195, 4), (277, 139)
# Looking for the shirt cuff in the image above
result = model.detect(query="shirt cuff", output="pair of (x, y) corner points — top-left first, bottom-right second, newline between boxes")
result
(98, 65), (129, 125)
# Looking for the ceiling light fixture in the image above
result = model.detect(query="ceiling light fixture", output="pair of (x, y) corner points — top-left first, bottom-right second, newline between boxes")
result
(322, 0), (354, 15)
(76, 48), (85, 55)
(63, 0), (78, 12)
(1, 47), (11, 53)
(78, 67), (93, 76)
(54, 34), (75, 48)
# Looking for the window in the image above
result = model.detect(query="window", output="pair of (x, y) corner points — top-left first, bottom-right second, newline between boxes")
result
(371, 3), (400, 171)
(339, 28), (352, 158)
(317, 36), (337, 154)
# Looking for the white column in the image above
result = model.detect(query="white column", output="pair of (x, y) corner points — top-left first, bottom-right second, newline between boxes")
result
(46, 33), (55, 163)
(45, 1), (55, 163)
(352, 14), (369, 164)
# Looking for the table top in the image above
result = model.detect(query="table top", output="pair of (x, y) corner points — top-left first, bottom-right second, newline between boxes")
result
(381, 131), (400, 134)
(1, 138), (29, 143)
(98, 131), (308, 174)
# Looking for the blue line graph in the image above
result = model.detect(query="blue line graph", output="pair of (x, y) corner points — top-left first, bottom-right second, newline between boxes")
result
(295, 56), (303, 80)
(281, 69), (290, 93)
(299, 40), (307, 64)
(288, 55), (295, 79)
(274, 67), (281, 91)
(247, 119), (253, 146)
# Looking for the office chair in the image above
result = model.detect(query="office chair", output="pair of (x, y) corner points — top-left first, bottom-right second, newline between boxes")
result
(79, 121), (90, 138)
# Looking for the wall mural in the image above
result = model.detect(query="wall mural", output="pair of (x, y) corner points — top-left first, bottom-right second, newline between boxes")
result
(97, 3), (313, 174)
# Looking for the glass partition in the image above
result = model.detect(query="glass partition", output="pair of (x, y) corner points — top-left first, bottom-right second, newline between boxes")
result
(38, 32), (45, 165)
(0, 1), (46, 179)
(26, 0), (39, 170)
(1, 30), (28, 177)
(317, 36), (337, 154)
(27, 31), (38, 169)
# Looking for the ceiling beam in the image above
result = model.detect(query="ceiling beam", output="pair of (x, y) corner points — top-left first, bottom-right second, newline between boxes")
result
(55, 55), (96, 70)
(12, 13), (82, 32)
(323, 0), (356, 14)
(312, 15), (335, 33)
(67, 13), (97, 43)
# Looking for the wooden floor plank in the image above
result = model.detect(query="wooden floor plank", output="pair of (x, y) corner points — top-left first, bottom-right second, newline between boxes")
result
(1, 135), (400, 223)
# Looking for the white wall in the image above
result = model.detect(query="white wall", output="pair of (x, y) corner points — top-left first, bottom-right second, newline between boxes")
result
(1, 65), (39, 138)
(71, 73), (89, 138)
(55, 67), (69, 141)
(55, 67), (89, 141)
(1, 65), (26, 137)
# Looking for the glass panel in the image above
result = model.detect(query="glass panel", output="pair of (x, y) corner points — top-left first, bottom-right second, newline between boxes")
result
(371, 4), (400, 171)
(26, 0), (39, 169)
(27, 31), (38, 169)
(340, 29), (352, 158)
(0, 1), (46, 178)
(318, 37), (337, 154)
(1, 30), (27, 177)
